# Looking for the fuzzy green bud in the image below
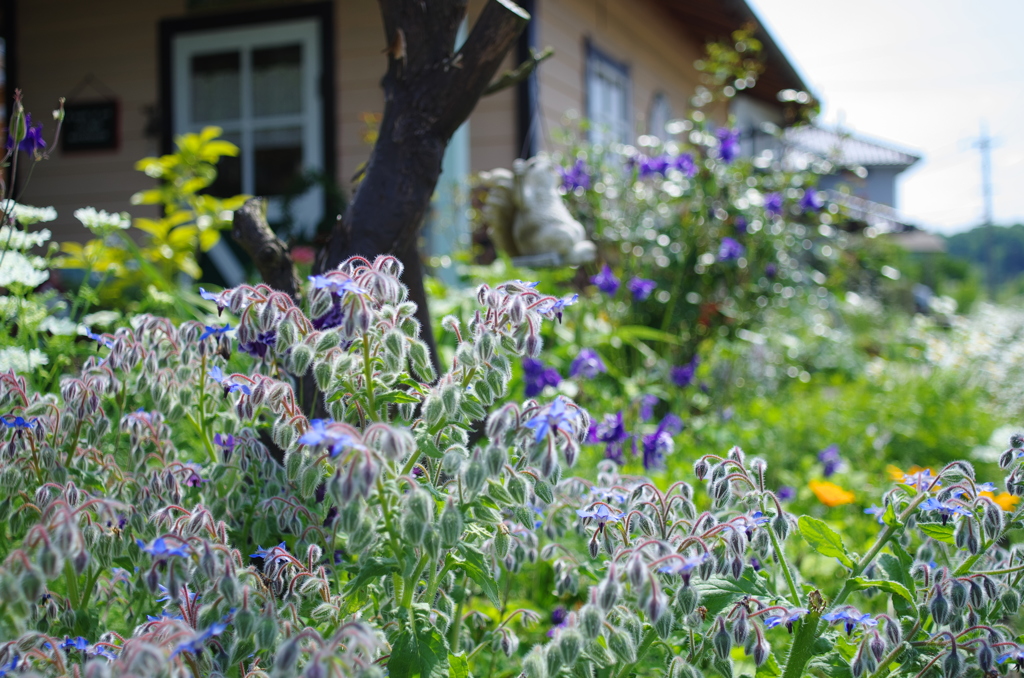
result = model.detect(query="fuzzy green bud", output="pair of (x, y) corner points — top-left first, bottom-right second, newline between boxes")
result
(289, 342), (314, 375)
(558, 628), (583, 665)
(440, 500), (463, 548)
(713, 616), (732, 660)
(522, 647), (548, 678)
(464, 461), (487, 496)
(580, 604), (604, 639)
(608, 630), (637, 663)
(423, 395), (444, 427)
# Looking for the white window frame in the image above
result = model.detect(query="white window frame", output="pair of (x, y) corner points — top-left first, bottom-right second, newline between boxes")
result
(586, 43), (632, 147)
(172, 19), (324, 240)
(648, 91), (672, 139)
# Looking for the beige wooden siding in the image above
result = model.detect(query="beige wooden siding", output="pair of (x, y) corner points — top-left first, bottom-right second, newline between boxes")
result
(535, 0), (706, 150)
(17, 0), (185, 242)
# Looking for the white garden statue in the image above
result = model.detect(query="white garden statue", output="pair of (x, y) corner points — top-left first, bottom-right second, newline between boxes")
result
(478, 154), (596, 266)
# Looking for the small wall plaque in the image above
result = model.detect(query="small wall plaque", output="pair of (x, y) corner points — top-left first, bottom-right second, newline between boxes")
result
(63, 100), (120, 152)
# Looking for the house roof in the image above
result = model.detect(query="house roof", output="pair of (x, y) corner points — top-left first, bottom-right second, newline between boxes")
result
(651, 0), (811, 107)
(784, 126), (922, 168)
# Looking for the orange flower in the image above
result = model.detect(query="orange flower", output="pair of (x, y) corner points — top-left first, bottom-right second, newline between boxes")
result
(887, 464), (934, 481)
(809, 479), (855, 507)
(980, 491), (1020, 512)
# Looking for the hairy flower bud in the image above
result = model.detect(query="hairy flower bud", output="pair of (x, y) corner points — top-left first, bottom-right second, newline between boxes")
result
(694, 458), (709, 480)
(440, 500), (463, 548)
(712, 616), (732, 660)
(930, 584), (950, 625)
(609, 629), (637, 663)
(949, 579), (968, 609)
(1001, 588), (1020, 615)
(522, 647), (547, 678)
(598, 575), (621, 611)
(675, 582), (699, 615)
(943, 646), (961, 678)
(463, 461), (487, 497)
(558, 627), (583, 666)
(732, 608), (749, 645)
(580, 603), (604, 639)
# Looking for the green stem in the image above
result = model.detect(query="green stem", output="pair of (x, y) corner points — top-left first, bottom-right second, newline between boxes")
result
(363, 333), (377, 420)
(64, 560), (80, 609)
(615, 628), (657, 678)
(954, 502), (1024, 576)
(781, 492), (929, 678)
(375, 477), (405, 562)
(765, 511), (802, 606)
(198, 352), (215, 464)
(448, 573), (469, 649)
(864, 621), (921, 678)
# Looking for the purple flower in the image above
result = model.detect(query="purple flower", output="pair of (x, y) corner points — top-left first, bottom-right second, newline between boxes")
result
(1, 414), (37, 429)
(670, 356), (699, 388)
(86, 330), (115, 348)
(536, 294), (578, 323)
(184, 466), (207, 488)
(638, 395), (658, 422)
(817, 444), (843, 477)
(638, 154), (669, 179)
(522, 358), (561, 397)
(214, 433), (236, 462)
(658, 552), (708, 585)
(7, 113), (46, 155)
(628, 277), (657, 301)
(209, 366), (252, 395)
(735, 217), (747, 234)
(524, 397), (578, 444)
(299, 419), (358, 458)
(822, 608), (877, 636)
(60, 636), (89, 652)
(764, 192), (783, 217)
(718, 237), (745, 262)
(198, 287), (228, 313)
(716, 127), (740, 163)
(251, 542), (291, 564)
(920, 497), (971, 525)
(199, 324), (231, 341)
(674, 153), (697, 177)
(864, 505), (886, 524)
(765, 263), (777, 279)
(589, 411), (630, 464)
(239, 331), (277, 359)
(569, 348), (606, 379)
(800, 189), (824, 212)
(137, 537), (190, 558)
(642, 414), (683, 470)
(576, 503), (623, 525)
(308, 275), (366, 296)
(776, 486), (795, 501)
(560, 158), (591, 191)
(764, 607), (808, 631)
(591, 265), (620, 296)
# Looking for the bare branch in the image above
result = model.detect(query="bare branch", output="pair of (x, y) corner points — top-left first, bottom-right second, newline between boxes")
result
(483, 46), (553, 96)
(231, 198), (301, 301)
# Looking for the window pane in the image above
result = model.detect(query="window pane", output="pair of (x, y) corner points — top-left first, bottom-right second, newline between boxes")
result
(252, 44), (302, 117)
(191, 51), (240, 122)
(207, 130), (243, 198)
(254, 126), (303, 196)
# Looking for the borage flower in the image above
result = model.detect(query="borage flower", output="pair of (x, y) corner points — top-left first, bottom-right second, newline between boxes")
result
(919, 497), (971, 525)
(575, 503), (623, 525)
(208, 366), (252, 395)
(569, 348), (606, 379)
(525, 397), (578, 444)
(670, 356), (699, 388)
(588, 411), (630, 465)
(251, 542), (292, 565)
(214, 433), (236, 462)
(59, 636), (89, 652)
(658, 551), (708, 585)
(818, 444), (843, 477)
(137, 537), (190, 558)
(198, 323), (232, 341)
(536, 294), (578, 323)
(764, 192), (783, 217)
(1, 414), (37, 429)
(800, 189), (824, 212)
(822, 608), (877, 636)
(298, 419), (359, 458)
(716, 127), (740, 163)
(560, 158), (590, 191)
(763, 607), (808, 632)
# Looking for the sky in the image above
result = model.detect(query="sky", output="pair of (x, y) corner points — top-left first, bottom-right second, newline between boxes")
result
(746, 0), (1024, 235)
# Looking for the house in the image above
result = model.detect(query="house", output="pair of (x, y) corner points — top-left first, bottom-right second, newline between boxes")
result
(3, 0), (811, 282)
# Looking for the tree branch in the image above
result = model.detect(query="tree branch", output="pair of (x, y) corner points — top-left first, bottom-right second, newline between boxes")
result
(436, 0), (530, 136)
(483, 46), (553, 96)
(231, 197), (301, 301)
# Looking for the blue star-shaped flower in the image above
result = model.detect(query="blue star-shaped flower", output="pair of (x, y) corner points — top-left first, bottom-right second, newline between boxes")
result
(199, 323), (232, 341)
(137, 537), (190, 558)
(575, 503), (623, 525)
(524, 397), (578, 444)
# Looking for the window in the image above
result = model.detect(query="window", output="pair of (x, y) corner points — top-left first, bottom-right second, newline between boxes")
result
(586, 44), (631, 146)
(172, 19), (324, 238)
(648, 92), (672, 138)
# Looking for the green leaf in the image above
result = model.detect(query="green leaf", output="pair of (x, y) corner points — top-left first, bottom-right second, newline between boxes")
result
(388, 626), (448, 678)
(755, 652), (782, 678)
(798, 516), (855, 568)
(377, 390), (422, 404)
(881, 503), (900, 527)
(344, 556), (398, 594)
(615, 325), (684, 345)
(449, 653), (471, 678)
(457, 543), (501, 607)
(325, 389), (345, 403)
(694, 570), (772, 617)
(918, 522), (955, 544)
(850, 576), (914, 602)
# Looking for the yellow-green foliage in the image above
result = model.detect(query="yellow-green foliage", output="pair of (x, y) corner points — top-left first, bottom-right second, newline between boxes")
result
(60, 126), (248, 296)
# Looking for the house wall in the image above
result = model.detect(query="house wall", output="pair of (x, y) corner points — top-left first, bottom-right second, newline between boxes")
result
(13, 0), (518, 244)
(533, 0), (707, 150)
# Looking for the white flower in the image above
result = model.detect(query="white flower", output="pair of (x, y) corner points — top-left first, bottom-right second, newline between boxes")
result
(1, 201), (57, 225)
(0, 225), (51, 251)
(0, 251), (49, 288)
(0, 346), (48, 373)
(74, 207), (131, 234)
(38, 316), (81, 336)
(81, 310), (121, 328)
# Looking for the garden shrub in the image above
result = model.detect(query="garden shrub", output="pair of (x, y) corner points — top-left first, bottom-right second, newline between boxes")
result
(1, 259), (1022, 678)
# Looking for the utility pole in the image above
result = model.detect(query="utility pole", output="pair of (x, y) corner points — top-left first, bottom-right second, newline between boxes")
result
(973, 121), (995, 293)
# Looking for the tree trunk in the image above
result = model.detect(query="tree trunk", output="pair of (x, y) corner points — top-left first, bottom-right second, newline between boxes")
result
(318, 0), (530, 375)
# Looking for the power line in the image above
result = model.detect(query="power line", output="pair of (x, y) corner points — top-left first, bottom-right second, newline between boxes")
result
(972, 121), (997, 292)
